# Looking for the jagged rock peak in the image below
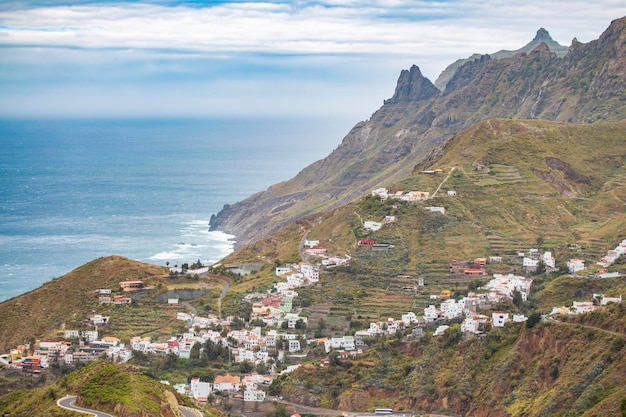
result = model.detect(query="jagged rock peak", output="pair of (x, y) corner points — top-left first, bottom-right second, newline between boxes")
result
(533, 28), (553, 42)
(386, 65), (440, 104)
(598, 15), (626, 46)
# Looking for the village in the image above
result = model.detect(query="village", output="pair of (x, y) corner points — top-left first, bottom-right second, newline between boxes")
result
(1, 184), (624, 407)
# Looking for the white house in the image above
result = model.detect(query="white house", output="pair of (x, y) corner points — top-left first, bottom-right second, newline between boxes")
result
(523, 257), (539, 270)
(492, 312), (509, 328)
(440, 299), (463, 320)
(572, 301), (596, 314)
(244, 389), (266, 402)
(461, 317), (480, 334)
(89, 314), (110, 325)
(275, 267), (292, 276)
(304, 239), (320, 248)
(300, 264), (319, 282)
(130, 336), (151, 352)
(324, 336), (356, 353)
(401, 312), (417, 325)
(433, 325), (449, 336)
(363, 221), (383, 231)
(81, 330), (98, 343)
(567, 258), (586, 273)
(601, 295), (623, 305)
(177, 312), (192, 323)
(64, 330), (80, 339)
(371, 188), (389, 200)
(513, 314), (528, 323)
(486, 274), (533, 301)
(424, 305), (439, 322)
(402, 191), (430, 201)
(425, 206), (445, 215)
(286, 274), (304, 287)
(543, 251), (556, 269)
(190, 378), (212, 402)
(288, 340), (301, 352)
(213, 375), (241, 392)
(236, 348), (255, 363)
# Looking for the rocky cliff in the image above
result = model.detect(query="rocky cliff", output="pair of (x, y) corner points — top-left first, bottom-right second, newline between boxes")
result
(209, 16), (626, 247)
(433, 27), (570, 91)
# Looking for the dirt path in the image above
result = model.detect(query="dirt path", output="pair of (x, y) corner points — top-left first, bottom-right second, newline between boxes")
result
(430, 166), (456, 199)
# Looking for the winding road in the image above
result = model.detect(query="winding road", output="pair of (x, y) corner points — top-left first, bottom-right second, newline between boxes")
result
(57, 396), (114, 417)
(57, 395), (203, 417)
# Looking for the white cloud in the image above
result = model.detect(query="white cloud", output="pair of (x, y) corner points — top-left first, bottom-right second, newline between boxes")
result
(0, 1), (625, 117)
(2, 1), (623, 55)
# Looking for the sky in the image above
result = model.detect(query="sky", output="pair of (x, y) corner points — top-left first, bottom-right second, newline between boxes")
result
(1, 1), (625, 120)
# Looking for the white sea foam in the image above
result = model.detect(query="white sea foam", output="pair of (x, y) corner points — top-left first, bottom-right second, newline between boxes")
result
(149, 251), (185, 261)
(147, 220), (235, 265)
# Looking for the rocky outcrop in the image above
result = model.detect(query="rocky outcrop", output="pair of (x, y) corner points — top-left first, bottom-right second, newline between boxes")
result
(384, 65), (440, 103)
(434, 27), (569, 91)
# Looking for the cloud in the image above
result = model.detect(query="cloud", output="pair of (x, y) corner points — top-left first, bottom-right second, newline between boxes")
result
(1, 1), (625, 117)
(2, 1), (622, 55)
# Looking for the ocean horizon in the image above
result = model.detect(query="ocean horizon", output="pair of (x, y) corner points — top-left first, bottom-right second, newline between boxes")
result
(0, 116), (352, 302)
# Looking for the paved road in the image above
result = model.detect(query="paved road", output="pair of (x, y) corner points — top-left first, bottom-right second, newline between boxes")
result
(58, 395), (204, 417)
(57, 396), (115, 417)
(180, 405), (204, 417)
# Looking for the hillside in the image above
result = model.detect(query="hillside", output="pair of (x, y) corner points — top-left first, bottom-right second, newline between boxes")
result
(271, 307), (626, 416)
(0, 361), (194, 417)
(221, 118), (626, 322)
(0, 256), (170, 352)
(209, 15), (626, 247)
(215, 116), (626, 415)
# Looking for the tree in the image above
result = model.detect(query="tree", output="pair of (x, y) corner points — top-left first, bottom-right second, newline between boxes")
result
(512, 289), (524, 309)
(190, 342), (201, 360)
(256, 362), (267, 374)
(536, 236), (544, 248)
(163, 352), (178, 370)
(444, 323), (462, 347)
(526, 312), (542, 329)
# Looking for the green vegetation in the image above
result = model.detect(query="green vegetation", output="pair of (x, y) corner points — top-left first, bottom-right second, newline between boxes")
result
(0, 361), (193, 417)
(0, 256), (171, 352)
(272, 308), (626, 416)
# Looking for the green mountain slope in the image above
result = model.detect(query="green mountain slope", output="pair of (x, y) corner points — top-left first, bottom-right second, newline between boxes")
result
(209, 15), (626, 247)
(272, 307), (626, 416)
(220, 118), (626, 416)
(223, 118), (626, 322)
(0, 361), (190, 417)
(0, 256), (170, 353)
(226, 117), (626, 267)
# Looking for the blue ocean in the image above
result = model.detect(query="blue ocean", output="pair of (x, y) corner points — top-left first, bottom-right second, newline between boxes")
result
(0, 117), (350, 302)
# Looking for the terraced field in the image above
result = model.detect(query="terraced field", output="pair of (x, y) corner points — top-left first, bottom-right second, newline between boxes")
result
(485, 233), (531, 255)
(99, 303), (180, 341)
(469, 164), (526, 187)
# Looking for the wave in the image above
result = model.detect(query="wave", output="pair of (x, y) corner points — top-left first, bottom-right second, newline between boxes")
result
(146, 220), (235, 265)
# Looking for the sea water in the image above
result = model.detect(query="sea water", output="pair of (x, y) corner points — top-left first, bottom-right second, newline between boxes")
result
(0, 117), (350, 302)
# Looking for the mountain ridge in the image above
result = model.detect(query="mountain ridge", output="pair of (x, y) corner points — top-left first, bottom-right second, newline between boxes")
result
(433, 27), (570, 90)
(209, 15), (626, 248)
